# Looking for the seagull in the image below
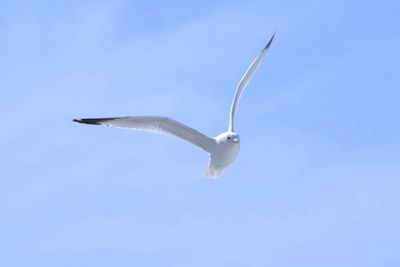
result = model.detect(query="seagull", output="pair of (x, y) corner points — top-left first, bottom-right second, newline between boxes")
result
(74, 34), (275, 178)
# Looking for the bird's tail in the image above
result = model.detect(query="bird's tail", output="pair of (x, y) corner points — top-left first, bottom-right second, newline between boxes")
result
(204, 162), (224, 179)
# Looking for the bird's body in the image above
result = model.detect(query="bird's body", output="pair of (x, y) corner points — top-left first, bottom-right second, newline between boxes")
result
(205, 132), (240, 177)
(74, 34), (275, 178)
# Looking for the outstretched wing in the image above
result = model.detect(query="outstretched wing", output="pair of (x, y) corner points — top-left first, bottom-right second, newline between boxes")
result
(73, 116), (216, 153)
(228, 33), (275, 132)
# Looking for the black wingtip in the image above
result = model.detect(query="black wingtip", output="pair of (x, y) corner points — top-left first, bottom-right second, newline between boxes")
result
(72, 118), (105, 125)
(263, 32), (276, 51)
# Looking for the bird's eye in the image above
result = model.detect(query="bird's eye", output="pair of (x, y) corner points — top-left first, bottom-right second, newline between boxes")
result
(227, 137), (231, 140)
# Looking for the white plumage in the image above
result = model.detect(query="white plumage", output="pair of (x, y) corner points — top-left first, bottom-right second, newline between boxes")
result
(74, 34), (275, 178)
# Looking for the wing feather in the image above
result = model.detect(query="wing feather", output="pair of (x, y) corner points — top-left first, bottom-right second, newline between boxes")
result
(73, 116), (215, 153)
(228, 33), (275, 131)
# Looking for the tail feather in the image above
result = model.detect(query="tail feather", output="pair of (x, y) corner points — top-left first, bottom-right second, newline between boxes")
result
(204, 162), (224, 178)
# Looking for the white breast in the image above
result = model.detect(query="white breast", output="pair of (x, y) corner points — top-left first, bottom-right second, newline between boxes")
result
(210, 141), (240, 168)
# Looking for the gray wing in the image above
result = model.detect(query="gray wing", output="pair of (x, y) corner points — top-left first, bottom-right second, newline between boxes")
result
(73, 116), (215, 153)
(228, 33), (275, 132)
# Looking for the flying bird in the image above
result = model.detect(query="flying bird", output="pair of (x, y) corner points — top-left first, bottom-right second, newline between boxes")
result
(74, 34), (275, 178)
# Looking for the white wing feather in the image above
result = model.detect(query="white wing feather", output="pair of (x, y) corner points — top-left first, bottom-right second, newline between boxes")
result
(228, 33), (275, 131)
(74, 116), (215, 153)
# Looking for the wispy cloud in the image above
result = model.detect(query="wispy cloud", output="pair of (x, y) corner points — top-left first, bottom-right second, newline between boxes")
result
(1, 0), (400, 266)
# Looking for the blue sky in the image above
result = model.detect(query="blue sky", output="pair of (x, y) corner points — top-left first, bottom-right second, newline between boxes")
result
(1, 0), (399, 266)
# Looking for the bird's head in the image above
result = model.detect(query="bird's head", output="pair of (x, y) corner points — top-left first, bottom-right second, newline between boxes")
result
(215, 131), (240, 145)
